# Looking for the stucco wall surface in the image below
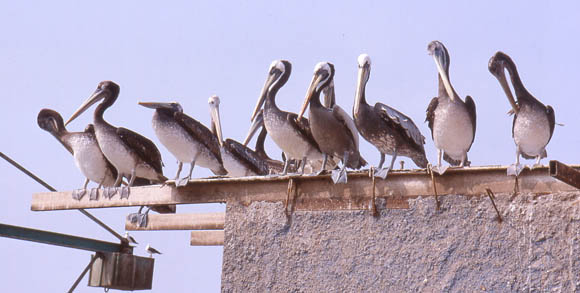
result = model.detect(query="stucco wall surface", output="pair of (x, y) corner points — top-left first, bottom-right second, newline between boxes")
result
(222, 192), (580, 292)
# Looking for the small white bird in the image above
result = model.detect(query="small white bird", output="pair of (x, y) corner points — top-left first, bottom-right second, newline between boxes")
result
(123, 232), (138, 245)
(146, 244), (162, 257)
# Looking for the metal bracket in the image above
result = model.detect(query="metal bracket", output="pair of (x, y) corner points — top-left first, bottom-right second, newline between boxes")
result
(549, 160), (580, 189)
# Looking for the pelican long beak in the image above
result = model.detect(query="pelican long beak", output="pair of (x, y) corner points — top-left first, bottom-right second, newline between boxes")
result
(138, 101), (174, 110)
(210, 103), (224, 147)
(297, 73), (325, 120)
(250, 72), (278, 122)
(494, 66), (519, 114)
(431, 53), (455, 101)
(65, 87), (105, 126)
(354, 65), (368, 116)
(243, 110), (264, 146)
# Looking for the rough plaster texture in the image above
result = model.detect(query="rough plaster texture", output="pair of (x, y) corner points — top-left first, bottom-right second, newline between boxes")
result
(221, 192), (580, 292)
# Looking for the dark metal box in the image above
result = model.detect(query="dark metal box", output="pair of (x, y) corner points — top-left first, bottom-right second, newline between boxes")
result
(88, 252), (154, 291)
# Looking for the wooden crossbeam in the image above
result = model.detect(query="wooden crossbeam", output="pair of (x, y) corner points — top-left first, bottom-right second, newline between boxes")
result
(32, 165), (578, 212)
(190, 230), (224, 246)
(125, 213), (225, 231)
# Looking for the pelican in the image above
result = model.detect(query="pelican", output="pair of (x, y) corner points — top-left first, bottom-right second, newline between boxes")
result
(426, 41), (476, 174)
(138, 101), (227, 186)
(243, 109), (292, 174)
(297, 62), (367, 184)
(488, 51), (555, 176)
(249, 60), (328, 175)
(37, 109), (117, 200)
(353, 54), (428, 179)
(209, 95), (270, 177)
(65, 81), (167, 198)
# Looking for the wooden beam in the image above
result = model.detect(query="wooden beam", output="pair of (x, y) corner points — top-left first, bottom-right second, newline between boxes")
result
(549, 160), (580, 189)
(32, 165), (579, 212)
(190, 230), (224, 246)
(125, 213), (225, 231)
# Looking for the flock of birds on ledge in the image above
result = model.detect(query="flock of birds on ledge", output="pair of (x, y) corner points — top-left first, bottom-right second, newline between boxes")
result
(37, 40), (557, 204)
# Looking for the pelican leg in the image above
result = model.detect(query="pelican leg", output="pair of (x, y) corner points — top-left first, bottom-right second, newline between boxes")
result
(331, 152), (349, 184)
(316, 154), (328, 176)
(376, 150), (397, 180)
(299, 156), (307, 175)
(90, 179), (104, 201)
(377, 153), (386, 169)
(72, 178), (90, 200)
(532, 155), (543, 169)
(432, 149), (448, 175)
(507, 149), (524, 176)
(281, 154), (290, 175)
(138, 207), (152, 228)
(104, 172), (122, 199)
(120, 169), (136, 199)
(177, 160), (195, 187)
(174, 162), (183, 181)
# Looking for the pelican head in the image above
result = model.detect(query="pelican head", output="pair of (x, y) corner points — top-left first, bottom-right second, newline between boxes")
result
(427, 41), (455, 101)
(138, 101), (183, 113)
(354, 53), (372, 115)
(65, 81), (120, 126)
(489, 51), (519, 113)
(250, 60), (292, 122)
(38, 109), (66, 135)
(297, 62), (335, 120)
(208, 95), (224, 147)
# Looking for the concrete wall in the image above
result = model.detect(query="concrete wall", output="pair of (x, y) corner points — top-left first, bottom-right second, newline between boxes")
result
(221, 192), (580, 292)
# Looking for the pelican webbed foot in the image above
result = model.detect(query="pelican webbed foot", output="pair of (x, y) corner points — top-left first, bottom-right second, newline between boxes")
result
(507, 163), (524, 177)
(431, 165), (449, 175)
(119, 186), (130, 199)
(331, 168), (348, 184)
(103, 187), (117, 199)
(72, 188), (87, 200)
(374, 167), (390, 180)
(89, 188), (99, 200)
(176, 177), (190, 187)
(127, 206), (149, 228)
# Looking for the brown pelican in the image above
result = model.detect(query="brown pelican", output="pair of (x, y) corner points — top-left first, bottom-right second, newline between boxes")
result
(249, 60), (328, 175)
(243, 109), (292, 174)
(426, 41), (476, 174)
(488, 51), (555, 176)
(138, 101), (227, 186)
(353, 54), (428, 179)
(65, 81), (167, 198)
(298, 62), (367, 184)
(37, 109), (117, 200)
(209, 95), (270, 177)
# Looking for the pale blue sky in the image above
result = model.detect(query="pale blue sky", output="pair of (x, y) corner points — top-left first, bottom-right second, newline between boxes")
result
(1, 1), (579, 292)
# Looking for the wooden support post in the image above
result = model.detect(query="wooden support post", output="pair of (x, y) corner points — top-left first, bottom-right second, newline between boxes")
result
(125, 213), (225, 231)
(190, 230), (224, 246)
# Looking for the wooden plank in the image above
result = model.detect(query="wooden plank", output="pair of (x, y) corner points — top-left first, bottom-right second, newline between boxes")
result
(190, 230), (224, 246)
(32, 165), (579, 212)
(125, 213), (225, 231)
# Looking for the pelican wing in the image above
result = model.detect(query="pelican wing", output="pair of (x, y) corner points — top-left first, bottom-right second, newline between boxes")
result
(375, 102), (425, 148)
(331, 105), (360, 149)
(117, 127), (164, 174)
(224, 139), (270, 175)
(173, 111), (223, 165)
(425, 97), (438, 139)
(546, 105), (555, 142)
(465, 95), (477, 150)
(287, 112), (322, 152)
